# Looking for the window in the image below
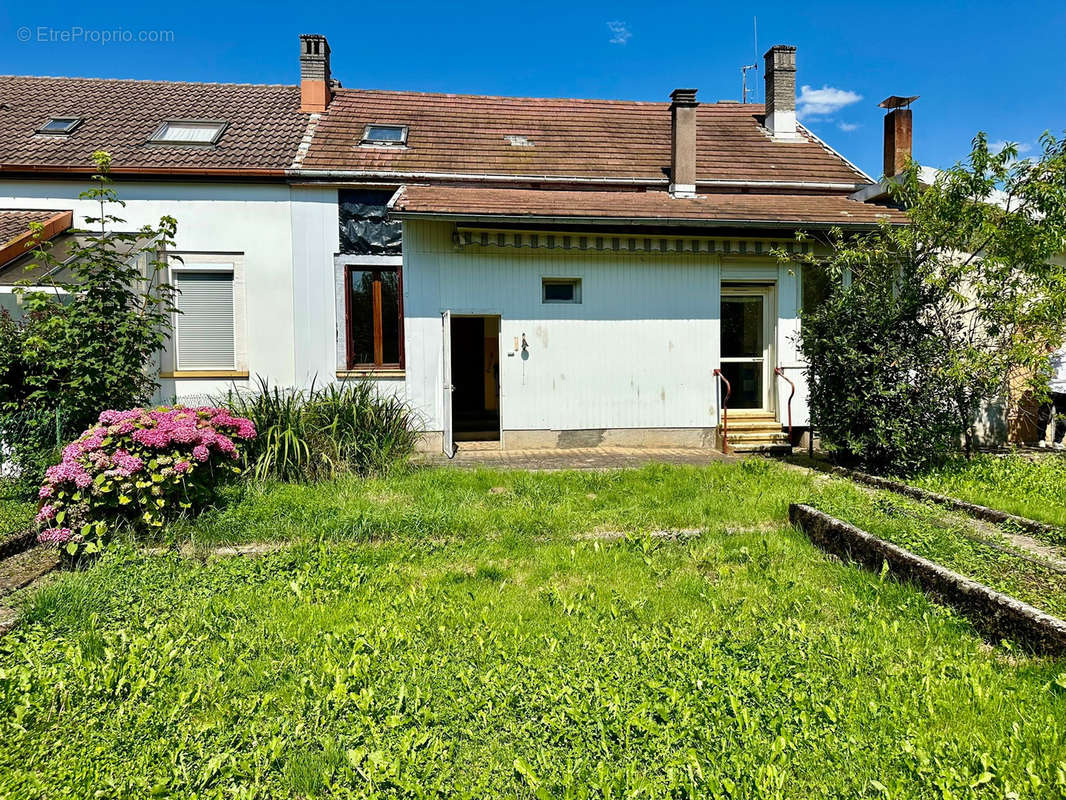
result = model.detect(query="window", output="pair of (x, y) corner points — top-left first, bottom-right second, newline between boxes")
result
(37, 117), (82, 135)
(173, 267), (235, 369)
(542, 277), (581, 304)
(801, 264), (832, 316)
(361, 124), (408, 146)
(149, 120), (227, 145)
(346, 265), (403, 368)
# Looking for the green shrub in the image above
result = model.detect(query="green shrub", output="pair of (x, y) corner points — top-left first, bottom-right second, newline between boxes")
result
(223, 377), (420, 482)
(0, 152), (177, 494)
(800, 275), (961, 472)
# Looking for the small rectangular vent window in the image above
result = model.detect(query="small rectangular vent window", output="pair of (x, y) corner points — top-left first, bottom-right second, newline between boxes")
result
(542, 278), (581, 304)
(361, 124), (408, 145)
(149, 121), (227, 145)
(38, 117), (82, 135)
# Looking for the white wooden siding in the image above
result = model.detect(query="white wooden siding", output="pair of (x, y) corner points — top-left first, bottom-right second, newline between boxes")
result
(403, 220), (810, 434)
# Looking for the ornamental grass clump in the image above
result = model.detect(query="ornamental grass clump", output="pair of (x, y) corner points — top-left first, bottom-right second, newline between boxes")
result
(35, 406), (255, 557)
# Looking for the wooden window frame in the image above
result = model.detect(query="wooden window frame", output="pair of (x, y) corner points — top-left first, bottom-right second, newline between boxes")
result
(344, 263), (404, 369)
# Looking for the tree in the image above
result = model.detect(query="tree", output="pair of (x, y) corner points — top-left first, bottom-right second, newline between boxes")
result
(788, 133), (1066, 471)
(0, 151), (178, 490)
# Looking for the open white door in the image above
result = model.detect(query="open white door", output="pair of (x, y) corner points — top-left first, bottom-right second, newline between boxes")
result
(441, 310), (456, 458)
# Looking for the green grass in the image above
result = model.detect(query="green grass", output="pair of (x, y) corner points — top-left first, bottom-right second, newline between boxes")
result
(908, 453), (1066, 533)
(817, 482), (1066, 617)
(5, 462), (1066, 798)
(166, 459), (807, 547)
(0, 484), (35, 536)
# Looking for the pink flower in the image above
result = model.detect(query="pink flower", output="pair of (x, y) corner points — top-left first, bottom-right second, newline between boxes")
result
(37, 527), (73, 545)
(35, 505), (56, 522)
(38, 485), (53, 499)
(174, 460), (192, 474)
(192, 444), (210, 462)
(112, 450), (143, 476)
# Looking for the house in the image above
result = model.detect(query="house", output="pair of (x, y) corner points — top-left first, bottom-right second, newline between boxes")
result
(0, 35), (908, 454)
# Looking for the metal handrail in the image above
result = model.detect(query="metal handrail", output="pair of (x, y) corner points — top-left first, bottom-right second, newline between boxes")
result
(774, 366), (796, 442)
(713, 368), (732, 454)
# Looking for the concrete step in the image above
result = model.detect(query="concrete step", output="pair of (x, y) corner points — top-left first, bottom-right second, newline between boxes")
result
(719, 419), (790, 454)
(723, 418), (782, 431)
(733, 441), (793, 454)
(724, 433), (793, 445)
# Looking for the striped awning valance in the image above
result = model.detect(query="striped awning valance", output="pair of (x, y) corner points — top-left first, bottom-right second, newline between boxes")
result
(453, 228), (812, 256)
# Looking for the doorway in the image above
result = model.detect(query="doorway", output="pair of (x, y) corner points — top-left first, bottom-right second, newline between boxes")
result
(449, 315), (501, 441)
(720, 285), (775, 414)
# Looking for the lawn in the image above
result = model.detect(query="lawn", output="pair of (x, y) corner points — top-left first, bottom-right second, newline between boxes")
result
(910, 453), (1066, 533)
(3, 461), (1066, 798)
(0, 487), (34, 538)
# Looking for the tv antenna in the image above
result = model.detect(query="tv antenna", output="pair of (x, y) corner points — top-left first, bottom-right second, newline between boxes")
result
(741, 17), (758, 103)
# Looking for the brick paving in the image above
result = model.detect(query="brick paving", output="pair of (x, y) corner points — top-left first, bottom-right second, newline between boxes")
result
(415, 445), (738, 471)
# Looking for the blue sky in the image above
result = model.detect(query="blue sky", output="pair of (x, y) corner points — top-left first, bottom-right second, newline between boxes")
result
(2, 0), (1064, 178)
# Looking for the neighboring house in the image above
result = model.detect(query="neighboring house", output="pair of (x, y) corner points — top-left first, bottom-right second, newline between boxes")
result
(0, 35), (908, 454)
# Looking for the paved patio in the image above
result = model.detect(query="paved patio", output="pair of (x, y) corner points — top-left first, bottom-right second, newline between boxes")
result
(414, 443), (737, 471)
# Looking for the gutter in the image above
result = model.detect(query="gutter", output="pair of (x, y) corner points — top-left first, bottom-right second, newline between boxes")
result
(0, 165), (288, 178)
(392, 210), (898, 229)
(288, 168), (869, 192)
(0, 165), (872, 193)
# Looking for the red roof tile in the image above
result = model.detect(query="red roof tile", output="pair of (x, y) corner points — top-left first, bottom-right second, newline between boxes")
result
(0, 76), (307, 174)
(0, 209), (72, 267)
(394, 186), (906, 227)
(0, 209), (63, 244)
(302, 90), (870, 185)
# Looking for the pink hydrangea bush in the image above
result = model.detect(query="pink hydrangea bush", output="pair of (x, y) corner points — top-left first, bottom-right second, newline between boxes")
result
(35, 406), (256, 557)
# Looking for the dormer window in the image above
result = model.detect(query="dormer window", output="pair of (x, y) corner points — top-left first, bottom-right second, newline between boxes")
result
(148, 120), (227, 146)
(361, 124), (407, 146)
(37, 117), (82, 135)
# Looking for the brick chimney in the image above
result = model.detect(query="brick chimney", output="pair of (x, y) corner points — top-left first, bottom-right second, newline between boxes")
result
(669, 88), (699, 198)
(763, 45), (798, 140)
(880, 95), (918, 177)
(300, 34), (332, 113)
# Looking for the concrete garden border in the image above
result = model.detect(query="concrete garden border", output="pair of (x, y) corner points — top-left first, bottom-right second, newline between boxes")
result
(832, 467), (1062, 539)
(0, 529), (35, 561)
(789, 503), (1066, 655)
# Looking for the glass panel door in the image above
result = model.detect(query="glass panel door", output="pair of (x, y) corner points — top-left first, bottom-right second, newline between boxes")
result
(720, 290), (770, 411)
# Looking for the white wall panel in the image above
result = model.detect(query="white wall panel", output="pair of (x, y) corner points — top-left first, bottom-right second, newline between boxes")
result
(404, 220), (727, 433)
(290, 186), (340, 385)
(0, 179), (297, 401)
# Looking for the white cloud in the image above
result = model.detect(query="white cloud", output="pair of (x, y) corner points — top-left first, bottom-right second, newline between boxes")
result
(796, 85), (862, 119)
(990, 140), (1032, 155)
(606, 21), (631, 45)
(838, 121), (860, 132)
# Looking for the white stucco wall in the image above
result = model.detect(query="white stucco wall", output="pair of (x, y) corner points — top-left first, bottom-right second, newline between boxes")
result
(290, 185), (340, 387)
(0, 178), (298, 403)
(402, 219), (810, 437)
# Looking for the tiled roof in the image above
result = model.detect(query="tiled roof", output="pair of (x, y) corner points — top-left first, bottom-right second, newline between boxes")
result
(301, 90), (871, 185)
(0, 209), (72, 268)
(394, 186), (907, 227)
(0, 210), (62, 245)
(0, 76), (307, 174)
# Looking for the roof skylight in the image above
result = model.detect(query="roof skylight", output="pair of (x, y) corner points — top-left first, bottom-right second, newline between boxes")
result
(361, 124), (407, 146)
(37, 117), (82, 135)
(148, 120), (227, 145)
